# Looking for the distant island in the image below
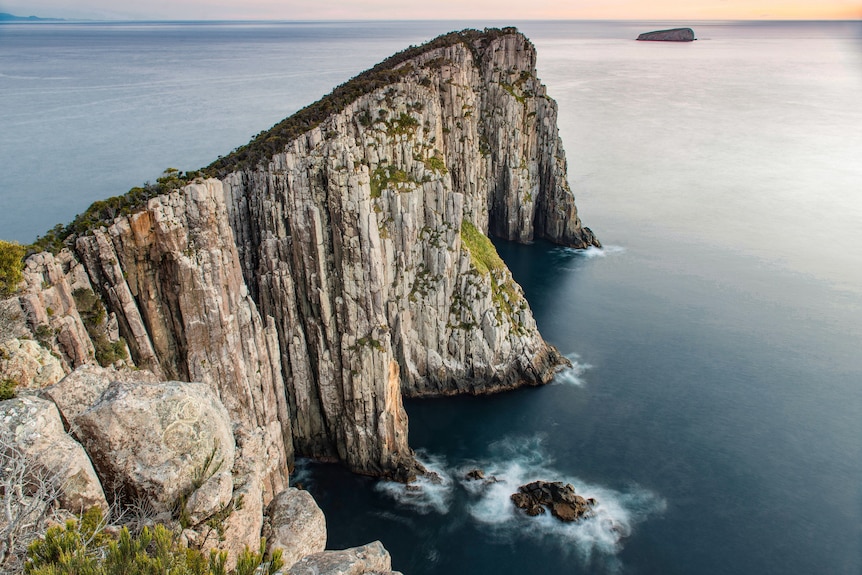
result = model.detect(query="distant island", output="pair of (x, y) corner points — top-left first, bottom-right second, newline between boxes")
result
(0, 12), (64, 22)
(637, 27), (696, 42)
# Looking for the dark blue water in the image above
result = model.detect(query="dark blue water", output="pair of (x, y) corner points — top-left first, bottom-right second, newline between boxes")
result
(2, 20), (861, 574)
(300, 234), (862, 575)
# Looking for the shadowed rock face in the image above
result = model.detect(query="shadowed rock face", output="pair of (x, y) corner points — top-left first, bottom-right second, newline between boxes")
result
(637, 28), (696, 42)
(13, 28), (598, 481)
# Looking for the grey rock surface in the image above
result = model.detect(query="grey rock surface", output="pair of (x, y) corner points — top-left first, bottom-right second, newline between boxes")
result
(74, 379), (235, 512)
(0, 395), (107, 512)
(263, 488), (327, 569)
(287, 541), (397, 575)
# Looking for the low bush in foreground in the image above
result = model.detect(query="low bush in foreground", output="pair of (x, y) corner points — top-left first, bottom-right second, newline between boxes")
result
(25, 508), (282, 575)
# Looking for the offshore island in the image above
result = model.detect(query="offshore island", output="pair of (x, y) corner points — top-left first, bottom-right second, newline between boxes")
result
(0, 27), (599, 574)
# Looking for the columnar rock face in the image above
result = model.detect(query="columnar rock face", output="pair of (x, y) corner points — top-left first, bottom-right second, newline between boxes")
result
(221, 29), (595, 473)
(12, 29), (598, 481)
(73, 181), (293, 494)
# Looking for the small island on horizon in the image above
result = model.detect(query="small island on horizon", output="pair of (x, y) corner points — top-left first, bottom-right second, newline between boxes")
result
(637, 27), (696, 41)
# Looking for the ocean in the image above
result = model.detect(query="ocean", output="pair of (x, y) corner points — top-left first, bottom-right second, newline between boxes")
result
(2, 20), (861, 575)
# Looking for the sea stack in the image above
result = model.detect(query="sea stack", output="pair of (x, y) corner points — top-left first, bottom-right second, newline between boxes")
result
(637, 28), (696, 42)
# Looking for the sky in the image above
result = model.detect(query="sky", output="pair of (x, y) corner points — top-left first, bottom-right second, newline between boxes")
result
(2, 0), (861, 21)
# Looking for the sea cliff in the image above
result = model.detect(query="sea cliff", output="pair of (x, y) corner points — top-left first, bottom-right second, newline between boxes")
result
(1, 28), (598, 569)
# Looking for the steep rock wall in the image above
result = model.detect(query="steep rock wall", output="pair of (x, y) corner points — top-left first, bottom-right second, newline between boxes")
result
(221, 31), (596, 472)
(73, 181), (292, 495)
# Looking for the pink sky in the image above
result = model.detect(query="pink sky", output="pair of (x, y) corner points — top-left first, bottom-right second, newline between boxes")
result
(4, 0), (861, 20)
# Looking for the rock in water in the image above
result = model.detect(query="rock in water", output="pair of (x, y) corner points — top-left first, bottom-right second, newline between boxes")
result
(637, 28), (696, 42)
(511, 480), (595, 522)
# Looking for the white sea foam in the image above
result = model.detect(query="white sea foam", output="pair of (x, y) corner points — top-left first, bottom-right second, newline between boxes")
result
(374, 451), (453, 514)
(461, 436), (665, 564)
(290, 457), (315, 490)
(553, 353), (592, 387)
(579, 245), (626, 258)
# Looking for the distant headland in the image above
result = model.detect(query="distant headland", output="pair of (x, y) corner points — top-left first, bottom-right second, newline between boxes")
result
(0, 12), (64, 22)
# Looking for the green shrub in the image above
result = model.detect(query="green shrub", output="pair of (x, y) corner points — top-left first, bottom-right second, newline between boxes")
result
(0, 378), (17, 400)
(25, 508), (283, 575)
(0, 240), (26, 297)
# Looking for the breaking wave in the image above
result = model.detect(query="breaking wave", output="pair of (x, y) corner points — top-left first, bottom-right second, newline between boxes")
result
(375, 436), (664, 568)
(580, 245), (626, 258)
(553, 353), (592, 387)
(374, 451), (453, 514)
(461, 436), (665, 565)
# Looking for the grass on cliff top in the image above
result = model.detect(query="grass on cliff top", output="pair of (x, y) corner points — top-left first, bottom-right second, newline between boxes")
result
(203, 27), (520, 179)
(28, 168), (200, 255)
(460, 220), (505, 276)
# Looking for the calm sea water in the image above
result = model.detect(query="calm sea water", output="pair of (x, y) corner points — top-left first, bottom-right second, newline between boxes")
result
(2, 20), (861, 575)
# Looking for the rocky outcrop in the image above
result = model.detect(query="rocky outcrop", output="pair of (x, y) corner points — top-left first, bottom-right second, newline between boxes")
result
(0, 339), (65, 390)
(0, 396), (107, 513)
(12, 28), (597, 482)
(73, 181), (293, 494)
(263, 488), (327, 569)
(510, 480), (595, 522)
(637, 28), (696, 42)
(288, 541), (401, 575)
(41, 363), (160, 426)
(74, 380), (235, 512)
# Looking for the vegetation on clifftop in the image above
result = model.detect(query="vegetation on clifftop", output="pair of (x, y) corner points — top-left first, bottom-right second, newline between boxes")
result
(203, 27), (519, 178)
(28, 27), (522, 253)
(0, 240), (25, 296)
(29, 169), (201, 255)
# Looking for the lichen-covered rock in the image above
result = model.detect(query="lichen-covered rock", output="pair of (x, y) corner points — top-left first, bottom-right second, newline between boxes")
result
(287, 541), (399, 575)
(0, 396), (107, 512)
(0, 338), (65, 389)
(263, 488), (326, 569)
(74, 380), (235, 511)
(41, 363), (160, 427)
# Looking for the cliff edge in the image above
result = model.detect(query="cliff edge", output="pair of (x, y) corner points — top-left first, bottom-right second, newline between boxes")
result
(6, 28), (599, 486)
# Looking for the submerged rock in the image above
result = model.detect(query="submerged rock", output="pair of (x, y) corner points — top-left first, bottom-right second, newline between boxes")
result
(637, 28), (696, 42)
(510, 480), (595, 522)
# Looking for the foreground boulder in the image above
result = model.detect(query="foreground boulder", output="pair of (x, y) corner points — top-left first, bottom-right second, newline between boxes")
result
(0, 396), (107, 512)
(510, 480), (595, 522)
(74, 380), (235, 512)
(41, 363), (160, 426)
(263, 488), (326, 569)
(637, 28), (696, 42)
(288, 541), (402, 575)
